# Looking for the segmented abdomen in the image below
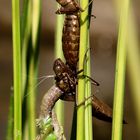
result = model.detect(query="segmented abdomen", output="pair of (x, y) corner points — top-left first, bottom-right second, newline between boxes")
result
(62, 14), (80, 71)
(39, 85), (63, 118)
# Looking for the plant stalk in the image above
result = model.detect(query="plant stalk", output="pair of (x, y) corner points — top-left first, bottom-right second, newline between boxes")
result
(77, 0), (90, 139)
(54, 4), (64, 125)
(12, 0), (22, 139)
(112, 0), (130, 139)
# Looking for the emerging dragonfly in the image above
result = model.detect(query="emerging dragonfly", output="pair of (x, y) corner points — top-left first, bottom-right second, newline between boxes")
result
(36, 58), (126, 139)
(53, 58), (120, 123)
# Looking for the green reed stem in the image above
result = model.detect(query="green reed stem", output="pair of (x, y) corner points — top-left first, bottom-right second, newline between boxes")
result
(27, 0), (41, 139)
(84, 37), (93, 140)
(20, 0), (32, 139)
(54, 5), (64, 125)
(77, 0), (89, 139)
(12, 0), (22, 139)
(112, 0), (130, 139)
(21, 0), (32, 99)
(54, 6), (64, 59)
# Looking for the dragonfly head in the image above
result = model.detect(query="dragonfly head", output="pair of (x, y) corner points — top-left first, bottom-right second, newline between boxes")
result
(53, 58), (65, 77)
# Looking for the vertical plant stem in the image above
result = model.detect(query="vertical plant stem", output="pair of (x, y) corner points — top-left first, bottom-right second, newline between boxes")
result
(27, 0), (41, 139)
(21, 0), (32, 99)
(112, 0), (130, 139)
(54, 5), (64, 125)
(84, 3), (93, 140)
(54, 6), (64, 59)
(85, 37), (93, 140)
(12, 0), (22, 139)
(21, 0), (32, 139)
(32, 0), (41, 47)
(77, 0), (89, 139)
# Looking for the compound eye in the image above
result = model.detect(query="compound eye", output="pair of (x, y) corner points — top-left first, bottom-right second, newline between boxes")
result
(55, 65), (62, 75)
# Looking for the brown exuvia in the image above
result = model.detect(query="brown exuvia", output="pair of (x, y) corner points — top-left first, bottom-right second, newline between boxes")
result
(53, 58), (127, 123)
(56, 0), (83, 72)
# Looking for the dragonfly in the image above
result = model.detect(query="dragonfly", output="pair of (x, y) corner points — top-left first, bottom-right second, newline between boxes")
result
(53, 58), (123, 123)
(36, 58), (126, 139)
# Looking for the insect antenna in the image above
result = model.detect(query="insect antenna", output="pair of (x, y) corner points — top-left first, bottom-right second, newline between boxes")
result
(23, 75), (55, 99)
(22, 73), (54, 80)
